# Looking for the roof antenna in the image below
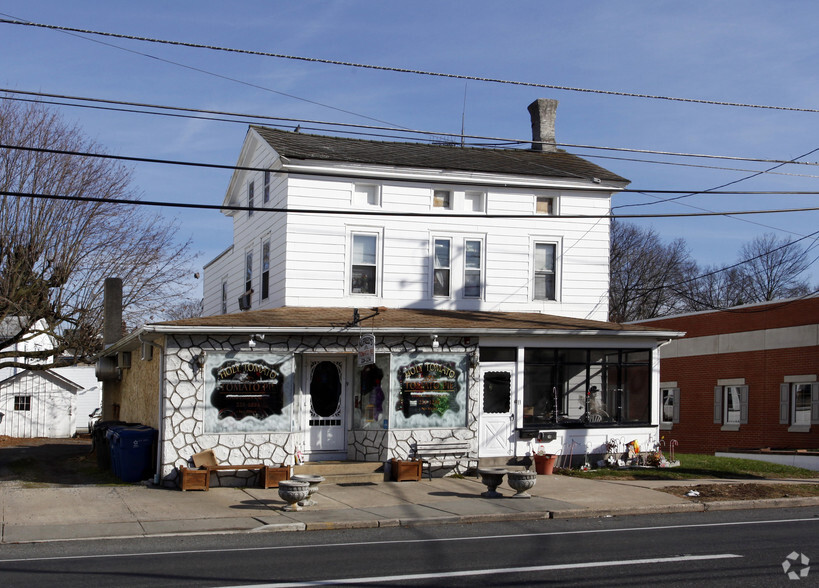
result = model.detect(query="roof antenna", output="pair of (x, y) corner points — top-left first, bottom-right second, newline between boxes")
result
(460, 82), (468, 147)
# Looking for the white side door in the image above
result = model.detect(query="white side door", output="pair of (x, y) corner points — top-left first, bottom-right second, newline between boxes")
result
(304, 357), (347, 458)
(478, 362), (515, 457)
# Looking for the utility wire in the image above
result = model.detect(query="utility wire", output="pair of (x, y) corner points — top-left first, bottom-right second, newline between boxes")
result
(4, 18), (819, 115)
(2, 189), (818, 218)
(5, 141), (819, 196)
(4, 89), (819, 168)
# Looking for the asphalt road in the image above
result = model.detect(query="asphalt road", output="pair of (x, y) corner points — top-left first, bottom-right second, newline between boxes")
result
(0, 508), (817, 587)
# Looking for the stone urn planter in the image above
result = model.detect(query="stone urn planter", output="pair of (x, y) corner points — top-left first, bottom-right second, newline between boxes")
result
(291, 474), (325, 507)
(277, 479), (310, 511)
(477, 467), (507, 498)
(507, 470), (538, 498)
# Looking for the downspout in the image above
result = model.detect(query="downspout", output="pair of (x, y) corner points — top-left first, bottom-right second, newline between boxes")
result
(140, 332), (166, 486)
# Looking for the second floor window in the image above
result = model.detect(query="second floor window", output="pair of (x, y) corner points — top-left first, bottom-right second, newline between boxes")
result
(433, 238), (451, 297)
(534, 242), (556, 301)
(351, 234), (378, 295)
(248, 181), (255, 217)
(245, 251), (253, 294)
(464, 239), (482, 298)
(261, 240), (270, 300)
(221, 281), (228, 314)
(263, 171), (270, 203)
(14, 395), (31, 411)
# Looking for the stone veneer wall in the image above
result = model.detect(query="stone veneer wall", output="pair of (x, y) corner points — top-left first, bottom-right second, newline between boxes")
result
(159, 333), (478, 487)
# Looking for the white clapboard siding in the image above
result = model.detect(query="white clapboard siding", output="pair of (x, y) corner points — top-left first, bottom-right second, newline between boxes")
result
(202, 133), (616, 318)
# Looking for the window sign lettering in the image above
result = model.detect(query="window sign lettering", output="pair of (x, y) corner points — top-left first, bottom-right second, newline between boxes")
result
(204, 352), (293, 433)
(392, 353), (468, 428)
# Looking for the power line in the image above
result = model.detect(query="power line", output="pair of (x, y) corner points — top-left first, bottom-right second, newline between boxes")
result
(4, 89), (819, 169)
(6, 141), (819, 196)
(2, 189), (818, 218)
(4, 18), (819, 115)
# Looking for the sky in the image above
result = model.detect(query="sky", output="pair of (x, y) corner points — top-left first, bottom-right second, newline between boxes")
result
(2, 1), (818, 303)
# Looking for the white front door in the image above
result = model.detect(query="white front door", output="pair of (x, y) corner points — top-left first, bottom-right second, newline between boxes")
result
(304, 357), (347, 457)
(478, 363), (515, 457)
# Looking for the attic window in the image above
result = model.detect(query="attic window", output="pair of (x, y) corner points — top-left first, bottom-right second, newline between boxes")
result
(354, 184), (380, 207)
(536, 196), (555, 215)
(433, 190), (452, 209)
(14, 395), (31, 411)
(464, 191), (485, 213)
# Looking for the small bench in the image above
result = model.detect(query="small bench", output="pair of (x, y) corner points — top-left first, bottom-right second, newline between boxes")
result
(179, 449), (290, 491)
(412, 440), (478, 480)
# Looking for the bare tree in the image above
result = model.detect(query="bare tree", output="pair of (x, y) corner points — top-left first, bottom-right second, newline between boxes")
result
(0, 99), (197, 371)
(608, 220), (698, 322)
(731, 233), (812, 302)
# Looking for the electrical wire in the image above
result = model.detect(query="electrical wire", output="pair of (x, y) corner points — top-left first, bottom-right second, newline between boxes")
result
(2, 189), (818, 218)
(5, 141), (819, 196)
(4, 89), (819, 170)
(4, 18), (819, 115)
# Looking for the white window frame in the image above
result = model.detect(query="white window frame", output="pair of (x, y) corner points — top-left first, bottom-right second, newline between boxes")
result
(535, 195), (557, 215)
(354, 183), (381, 207)
(433, 237), (452, 298)
(261, 238), (271, 301)
(714, 382), (748, 431)
(781, 378), (819, 432)
(245, 250), (253, 296)
(532, 241), (558, 301)
(248, 181), (255, 217)
(660, 387), (679, 428)
(463, 238), (483, 298)
(433, 189), (453, 210)
(464, 190), (486, 213)
(350, 231), (380, 296)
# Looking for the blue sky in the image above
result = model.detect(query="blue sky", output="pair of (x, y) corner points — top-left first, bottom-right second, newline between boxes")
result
(2, 1), (818, 299)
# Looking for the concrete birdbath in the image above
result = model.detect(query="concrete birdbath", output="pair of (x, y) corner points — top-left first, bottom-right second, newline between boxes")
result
(506, 470), (538, 498)
(291, 474), (325, 507)
(277, 479), (310, 511)
(477, 467), (507, 498)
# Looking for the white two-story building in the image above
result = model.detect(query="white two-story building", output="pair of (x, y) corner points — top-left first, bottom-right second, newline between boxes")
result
(101, 100), (680, 486)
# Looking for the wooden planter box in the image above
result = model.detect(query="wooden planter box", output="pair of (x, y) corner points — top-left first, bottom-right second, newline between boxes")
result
(179, 466), (210, 491)
(263, 466), (291, 488)
(391, 459), (422, 482)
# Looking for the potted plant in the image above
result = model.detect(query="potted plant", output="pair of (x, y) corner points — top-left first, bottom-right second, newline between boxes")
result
(532, 446), (557, 475)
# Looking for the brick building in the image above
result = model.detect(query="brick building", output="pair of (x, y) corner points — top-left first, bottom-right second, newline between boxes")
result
(636, 296), (819, 454)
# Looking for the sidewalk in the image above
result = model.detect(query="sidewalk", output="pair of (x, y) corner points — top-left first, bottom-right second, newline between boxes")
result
(2, 475), (819, 544)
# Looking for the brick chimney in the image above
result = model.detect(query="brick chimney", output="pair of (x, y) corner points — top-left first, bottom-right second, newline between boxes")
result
(528, 98), (558, 152)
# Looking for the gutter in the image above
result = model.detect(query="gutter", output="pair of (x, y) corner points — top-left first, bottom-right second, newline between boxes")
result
(102, 324), (683, 355)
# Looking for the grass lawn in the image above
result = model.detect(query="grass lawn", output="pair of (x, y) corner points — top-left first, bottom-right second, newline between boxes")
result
(556, 453), (819, 480)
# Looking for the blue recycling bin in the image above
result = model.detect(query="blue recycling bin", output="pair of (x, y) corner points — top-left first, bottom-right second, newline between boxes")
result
(108, 425), (157, 483)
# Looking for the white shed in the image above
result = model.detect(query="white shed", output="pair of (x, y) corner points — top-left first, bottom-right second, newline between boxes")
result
(0, 369), (81, 438)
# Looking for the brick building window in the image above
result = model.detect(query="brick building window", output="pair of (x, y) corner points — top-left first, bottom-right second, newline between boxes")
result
(660, 387), (679, 429)
(714, 384), (748, 431)
(780, 381), (819, 432)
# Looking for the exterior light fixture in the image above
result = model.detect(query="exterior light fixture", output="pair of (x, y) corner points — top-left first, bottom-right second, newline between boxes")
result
(431, 334), (440, 351)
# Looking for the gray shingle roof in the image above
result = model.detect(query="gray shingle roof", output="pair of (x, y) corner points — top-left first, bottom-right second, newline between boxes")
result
(158, 306), (664, 334)
(252, 127), (629, 184)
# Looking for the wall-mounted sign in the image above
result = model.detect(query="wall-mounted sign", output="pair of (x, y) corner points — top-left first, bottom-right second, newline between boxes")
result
(397, 359), (460, 418)
(357, 334), (375, 367)
(210, 359), (284, 421)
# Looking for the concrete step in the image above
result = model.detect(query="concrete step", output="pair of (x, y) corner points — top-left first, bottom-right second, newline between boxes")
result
(477, 457), (531, 470)
(293, 461), (385, 484)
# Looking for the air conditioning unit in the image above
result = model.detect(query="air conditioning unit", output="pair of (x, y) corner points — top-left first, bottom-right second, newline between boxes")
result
(238, 292), (252, 311)
(117, 351), (132, 369)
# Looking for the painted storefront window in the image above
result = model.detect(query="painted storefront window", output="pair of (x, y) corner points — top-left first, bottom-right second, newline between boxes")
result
(204, 352), (293, 433)
(353, 355), (390, 430)
(392, 353), (468, 428)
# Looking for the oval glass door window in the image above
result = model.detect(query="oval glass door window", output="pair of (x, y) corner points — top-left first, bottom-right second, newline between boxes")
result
(310, 361), (342, 417)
